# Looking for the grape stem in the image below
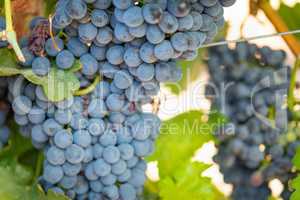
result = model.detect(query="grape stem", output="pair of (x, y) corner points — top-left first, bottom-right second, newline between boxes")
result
(288, 58), (300, 110)
(74, 75), (101, 96)
(257, 0), (300, 56)
(3, 0), (25, 62)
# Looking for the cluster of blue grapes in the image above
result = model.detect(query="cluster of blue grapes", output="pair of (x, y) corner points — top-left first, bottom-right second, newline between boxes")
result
(206, 42), (294, 200)
(9, 76), (160, 199)
(6, 0), (236, 199)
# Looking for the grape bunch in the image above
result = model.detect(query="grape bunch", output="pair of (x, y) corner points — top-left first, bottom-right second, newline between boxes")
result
(9, 76), (160, 199)
(6, 0), (236, 199)
(205, 42), (294, 200)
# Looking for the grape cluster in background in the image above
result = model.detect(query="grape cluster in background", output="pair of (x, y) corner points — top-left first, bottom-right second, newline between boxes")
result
(0, 0), (237, 199)
(205, 42), (298, 200)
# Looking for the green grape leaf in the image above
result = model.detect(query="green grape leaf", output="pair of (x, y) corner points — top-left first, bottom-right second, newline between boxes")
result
(158, 162), (226, 200)
(278, 3), (300, 41)
(147, 110), (223, 178)
(292, 146), (300, 170)
(164, 50), (204, 95)
(0, 48), (80, 102)
(291, 176), (300, 200)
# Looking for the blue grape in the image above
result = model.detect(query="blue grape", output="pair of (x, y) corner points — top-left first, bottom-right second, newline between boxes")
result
(136, 63), (155, 81)
(54, 108), (72, 125)
(78, 23), (98, 42)
(93, 143), (103, 159)
(114, 8), (125, 23)
(12, 95), (32, 115)
(200, 0), (218, 7)
(96, 27), (113, 45)
(128, 168), (146, 187)
(65, 0), (87, 20)
(84, 163), (98, 180)
(90, 45), (106, 61)
(88, 118), (106, 136)
(93, 0), (112, 9)
(54, 129), (73, 149)
(70, 114), (88, 130)
(102, 185), (119, 199)
(102, 146), (120, 164)
(99, 130), (117, 146)
(43, 119), (62, 137)
(171, 32), (189, 52)
(88, 98), (108, 118)
(31, 125), (48, 143)
(43, 164), (64, 184)
(90, 180), (103, 192)
(146, 25), (165, 44)
(93, 159), (111, 177)
(0, 126), (10, 143)
(65, 144), (85, 164)
(112, 0), (132, 9)
(113, 70), (133, 90)
(56, 50), (75, 69)
(28, 106), (46, 124)
(117, 169), (131, 182)
(45, 37), (64, 57)
(24, 83), (36, 101)
(128, 23), (147, 38)
(167, 0), (190, 17)
(63, 162), (82, 176)
(32, 57), (51, 76)
(35, 86), (48, 101)
(109, 112), (125, 124)
(116, 127), (133, 144)
(154, 40), (174, 61)
(190, 11), (203, 31)
(178, 14), (193, 30)
(73, 130), (92, 148)
(106, 45), (124, 65)
(106, 94), (125, 112)
(92, 81), (110, 99)
(132, 139), (152, 156)
(55, 97), (74, 109)
(118, 144), (134, 161)
(101, 174), (117, 186)
(80, 54), (99, 76)
(123, 6), (144, 28)
(46, 146), (66, 165)
(123, 47), (142, 67)
(74, 176), (89, 195)
(53, 0), (72, 28)
(119, 183), (136, 200)
(112, 160), (127, 175)
(142, 4), (163, 24)
(67, 37), (88, 57)
(14, 114), (29, 126)
(114, 23), (134, 42)
(91, 9), (109, 27)
(139, 42), (158, 63)
(159, 11), (178, 34)
(60, 175), (78, 189)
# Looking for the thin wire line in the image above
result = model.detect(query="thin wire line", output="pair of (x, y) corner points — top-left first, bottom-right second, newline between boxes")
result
(200, 29), (300, 48)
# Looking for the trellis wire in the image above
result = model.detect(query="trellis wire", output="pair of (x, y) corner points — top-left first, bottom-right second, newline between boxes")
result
(201, 29), (300, 48)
